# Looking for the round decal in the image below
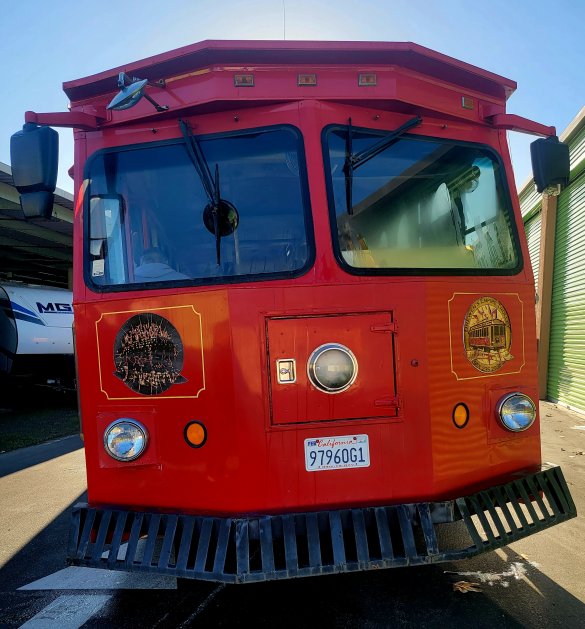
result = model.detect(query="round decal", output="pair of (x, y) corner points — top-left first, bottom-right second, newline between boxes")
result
(463, 297), (513, 373)
(113, 313), (187, 395)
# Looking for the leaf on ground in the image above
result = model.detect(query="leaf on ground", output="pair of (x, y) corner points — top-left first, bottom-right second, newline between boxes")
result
(452, 581), (482, 593)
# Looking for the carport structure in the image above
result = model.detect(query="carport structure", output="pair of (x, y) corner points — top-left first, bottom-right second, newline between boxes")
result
(0, 161), (73, 289)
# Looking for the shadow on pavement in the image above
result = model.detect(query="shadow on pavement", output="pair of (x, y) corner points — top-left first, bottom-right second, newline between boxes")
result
(89, 542), (585, 629)
(0, 435), (83, 478)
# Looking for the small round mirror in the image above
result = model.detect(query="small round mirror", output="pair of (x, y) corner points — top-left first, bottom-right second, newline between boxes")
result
(203, 199), (239, 237)
(107, 79), (148, 111)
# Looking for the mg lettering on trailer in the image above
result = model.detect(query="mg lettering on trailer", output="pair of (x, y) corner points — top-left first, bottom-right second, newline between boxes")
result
(37, 302), (73, 314)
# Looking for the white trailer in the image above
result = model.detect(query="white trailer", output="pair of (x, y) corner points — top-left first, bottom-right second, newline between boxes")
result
(0, 282), (74, 387)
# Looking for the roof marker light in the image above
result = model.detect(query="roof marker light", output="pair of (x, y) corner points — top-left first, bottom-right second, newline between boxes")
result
(359, 73), (377, 86)
(298, 74), (317, 86)
(234, 74), (254, 87)
(461, 96), (474, 110)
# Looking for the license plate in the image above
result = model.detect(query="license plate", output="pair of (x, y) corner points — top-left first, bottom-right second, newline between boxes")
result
(304, 434), (370, 471)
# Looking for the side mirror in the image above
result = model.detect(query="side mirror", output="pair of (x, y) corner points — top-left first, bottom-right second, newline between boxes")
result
(10, 123), (59, 219)
(530, 136), (570, 194)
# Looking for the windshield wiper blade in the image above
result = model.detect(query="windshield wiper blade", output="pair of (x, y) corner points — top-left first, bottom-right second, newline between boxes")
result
(350, 116), (422, 169)
(212, 164), (221, 266)
(179, 119), (223, 265)
(179, 119), (215, 203)
(343, 116), (423, 214)
(343, 118), (354, 215)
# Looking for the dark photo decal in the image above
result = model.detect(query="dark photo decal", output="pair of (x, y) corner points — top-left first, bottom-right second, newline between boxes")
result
(114, 313), (187, 395)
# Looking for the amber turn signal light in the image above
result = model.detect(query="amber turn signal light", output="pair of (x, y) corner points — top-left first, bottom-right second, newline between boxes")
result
(452, 403), (469, 429)
(184, 421), (207, 448)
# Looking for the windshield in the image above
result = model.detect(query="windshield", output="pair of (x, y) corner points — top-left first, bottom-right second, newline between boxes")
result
(325, 126), (520, 273)
(85, 126), (311, 288)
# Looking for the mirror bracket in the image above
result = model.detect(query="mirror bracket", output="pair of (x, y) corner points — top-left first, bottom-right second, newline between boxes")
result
(25, 110), (104, 130)
(485, 112), (556, 137)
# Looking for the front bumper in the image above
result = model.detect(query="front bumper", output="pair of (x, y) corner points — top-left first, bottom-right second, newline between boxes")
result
(67, 464), (576, 584)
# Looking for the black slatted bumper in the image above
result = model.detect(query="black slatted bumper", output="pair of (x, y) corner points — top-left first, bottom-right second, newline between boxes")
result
(67, 464), (576, 583)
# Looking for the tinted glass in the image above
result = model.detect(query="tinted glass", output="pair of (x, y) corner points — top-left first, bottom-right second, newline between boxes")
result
(325, 127), (519, 272)
(86, 127), (311, 288)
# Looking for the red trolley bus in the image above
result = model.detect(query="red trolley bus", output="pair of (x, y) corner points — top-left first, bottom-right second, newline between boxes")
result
(11, 41), (576, 583)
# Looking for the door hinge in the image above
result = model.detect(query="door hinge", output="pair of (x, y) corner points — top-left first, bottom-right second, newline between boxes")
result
(370, 322), (398, 334)
(374, 396), (402, 408)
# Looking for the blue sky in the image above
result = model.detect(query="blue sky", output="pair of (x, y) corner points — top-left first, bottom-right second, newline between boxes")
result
(2, 0), (584, 193)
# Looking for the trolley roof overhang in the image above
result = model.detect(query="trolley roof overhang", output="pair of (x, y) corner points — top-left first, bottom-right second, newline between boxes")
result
(25, 40), (556, 138)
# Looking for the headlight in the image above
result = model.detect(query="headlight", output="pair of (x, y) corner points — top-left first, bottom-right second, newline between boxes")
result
(496, 393), (536, 432)
(307, 343), (358, 393)
(104, 419), (148, 461)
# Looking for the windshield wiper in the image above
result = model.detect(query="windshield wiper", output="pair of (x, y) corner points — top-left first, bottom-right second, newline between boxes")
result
(179, 119), (238, 265)
(343, 116), (423, 214)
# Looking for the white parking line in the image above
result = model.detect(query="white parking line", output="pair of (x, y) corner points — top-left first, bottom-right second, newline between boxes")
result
(19, 566), (177, 590)
(19, 594), (112, 628)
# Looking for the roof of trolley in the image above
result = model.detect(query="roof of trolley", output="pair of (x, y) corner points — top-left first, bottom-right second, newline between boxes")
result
(63, 40), (517, 104)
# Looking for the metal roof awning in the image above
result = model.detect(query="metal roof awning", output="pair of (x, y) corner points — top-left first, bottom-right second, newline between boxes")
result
(0, 161), (73, 288)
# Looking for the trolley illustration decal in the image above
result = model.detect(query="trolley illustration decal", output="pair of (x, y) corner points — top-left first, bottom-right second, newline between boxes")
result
(113, 313), (187, 395)
(463, 297), (513, 373)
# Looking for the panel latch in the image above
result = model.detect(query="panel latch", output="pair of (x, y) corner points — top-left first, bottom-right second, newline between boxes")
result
(276, 359), (296, 384)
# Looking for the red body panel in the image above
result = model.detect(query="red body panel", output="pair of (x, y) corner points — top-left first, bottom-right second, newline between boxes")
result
(68, 42), (541, 518)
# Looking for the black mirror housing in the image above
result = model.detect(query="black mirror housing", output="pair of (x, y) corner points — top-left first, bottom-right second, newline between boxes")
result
(530, 136), (570, 193)
(20, 191), (57, 219)
(10, 123), (59, 219)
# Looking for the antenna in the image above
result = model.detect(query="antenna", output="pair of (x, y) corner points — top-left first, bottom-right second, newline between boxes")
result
(283, 0), (286, 40)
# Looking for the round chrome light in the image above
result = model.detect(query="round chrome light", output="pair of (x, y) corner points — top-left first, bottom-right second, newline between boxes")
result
(496, 393), (536, 432)
(104, 419), (148, 461)
(307, 343), (358, 393)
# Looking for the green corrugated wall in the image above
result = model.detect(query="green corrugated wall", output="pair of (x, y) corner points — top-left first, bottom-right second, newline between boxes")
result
(520, 185), (543, 220)
(548, 169), (585, 411)
(568, 121), (585, 171)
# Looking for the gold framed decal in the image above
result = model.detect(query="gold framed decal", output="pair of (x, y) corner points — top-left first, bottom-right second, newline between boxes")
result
(95, 305), (205, 400)
(448, 293), (525, 381)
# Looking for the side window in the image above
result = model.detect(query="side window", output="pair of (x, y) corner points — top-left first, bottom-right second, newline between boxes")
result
(89, 196), (126, 285)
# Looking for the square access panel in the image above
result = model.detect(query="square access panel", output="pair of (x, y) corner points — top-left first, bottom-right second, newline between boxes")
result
(267, 312), (397, 425)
